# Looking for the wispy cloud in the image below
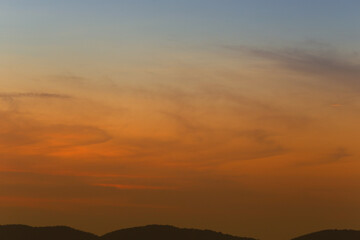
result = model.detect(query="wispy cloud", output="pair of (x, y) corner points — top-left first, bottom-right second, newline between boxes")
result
(298, 147), (351, 166)
(0, 92), (72, 111)
(0, 196), (172, 209)
(322, 147), (351, 164)
(0, 92), (71, 99)
(0, 110), (112, 159)
(94, 183), (174, 190)
(225, 45), (360, 89)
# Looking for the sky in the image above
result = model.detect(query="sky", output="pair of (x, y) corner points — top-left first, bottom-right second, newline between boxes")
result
(1, 1), (360, 240)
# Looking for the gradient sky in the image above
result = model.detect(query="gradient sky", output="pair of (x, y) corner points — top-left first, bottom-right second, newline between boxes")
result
(1, 1), (360, 240)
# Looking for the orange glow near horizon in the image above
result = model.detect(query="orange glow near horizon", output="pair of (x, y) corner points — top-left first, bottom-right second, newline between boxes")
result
(1, 44), (360, 240)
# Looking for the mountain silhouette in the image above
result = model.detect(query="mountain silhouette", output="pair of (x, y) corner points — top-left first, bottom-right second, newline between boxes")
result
(0, 224), (256, 240)
(0, 225), (98, 240)
(102, 225), (256, 240)
(292, 229), (360, 240)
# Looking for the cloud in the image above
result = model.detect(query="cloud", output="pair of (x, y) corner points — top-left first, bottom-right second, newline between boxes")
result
(93, 183), (174, 190)
(0, 92), (72, 111)
(50, 74), (87, 84)
(322, 147), (351, 164)
(330, 103), (343, 108)
(42, 125), (112, 147)
(225, 45), (360, 88)
(0, 167), (155, 180)
(0, 92), (71, 99)
(0, 196), (171, 209)
(0, 110), (112, 158)
(298, 147), (351, 166)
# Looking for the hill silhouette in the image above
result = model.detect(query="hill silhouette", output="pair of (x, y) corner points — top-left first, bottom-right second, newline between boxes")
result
(292, 229), (360, 240)
(0, 225), (98, 240)
(2, 224), (359, 240)
(102, 225), (256, 240)
(0, 224), (256, 240)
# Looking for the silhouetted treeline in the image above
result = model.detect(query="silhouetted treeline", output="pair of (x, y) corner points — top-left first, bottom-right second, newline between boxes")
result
(0, 225), (98, 240)
(291, 229), (360, 240)
(1, 224), (359, 240)
(0, 224), (255, 240)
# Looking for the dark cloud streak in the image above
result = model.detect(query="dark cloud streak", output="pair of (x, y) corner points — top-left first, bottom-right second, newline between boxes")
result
(0, 92), (72, 99)
(0, 92), (72, 111)
(225, 45), (360, 88)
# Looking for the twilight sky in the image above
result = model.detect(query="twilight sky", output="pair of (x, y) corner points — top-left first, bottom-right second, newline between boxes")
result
(1, 1), (360, 240)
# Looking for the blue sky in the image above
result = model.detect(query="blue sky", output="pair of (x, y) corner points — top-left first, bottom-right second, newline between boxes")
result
(2, 0), (360, 50)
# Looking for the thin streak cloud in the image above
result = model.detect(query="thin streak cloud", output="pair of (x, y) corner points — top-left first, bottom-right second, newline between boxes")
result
(0, 92), (72, 99)
(225, 45), (360, 88)
(94, 183), (174, 190)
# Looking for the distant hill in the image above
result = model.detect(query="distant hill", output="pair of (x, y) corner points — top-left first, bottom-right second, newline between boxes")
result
(0, 225), (98, 240)
(0, 224), (256, 240)
(292, 229), (360, 240)
(2, 224), (359, 240)
(102, 224), (256, 240)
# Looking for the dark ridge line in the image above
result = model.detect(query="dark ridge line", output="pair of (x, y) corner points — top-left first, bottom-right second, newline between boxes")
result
(0, 224), (256, 240)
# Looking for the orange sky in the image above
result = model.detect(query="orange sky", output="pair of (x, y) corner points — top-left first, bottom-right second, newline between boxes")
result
(1, 48), (360, 240)
(1, 2), (360, 240)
